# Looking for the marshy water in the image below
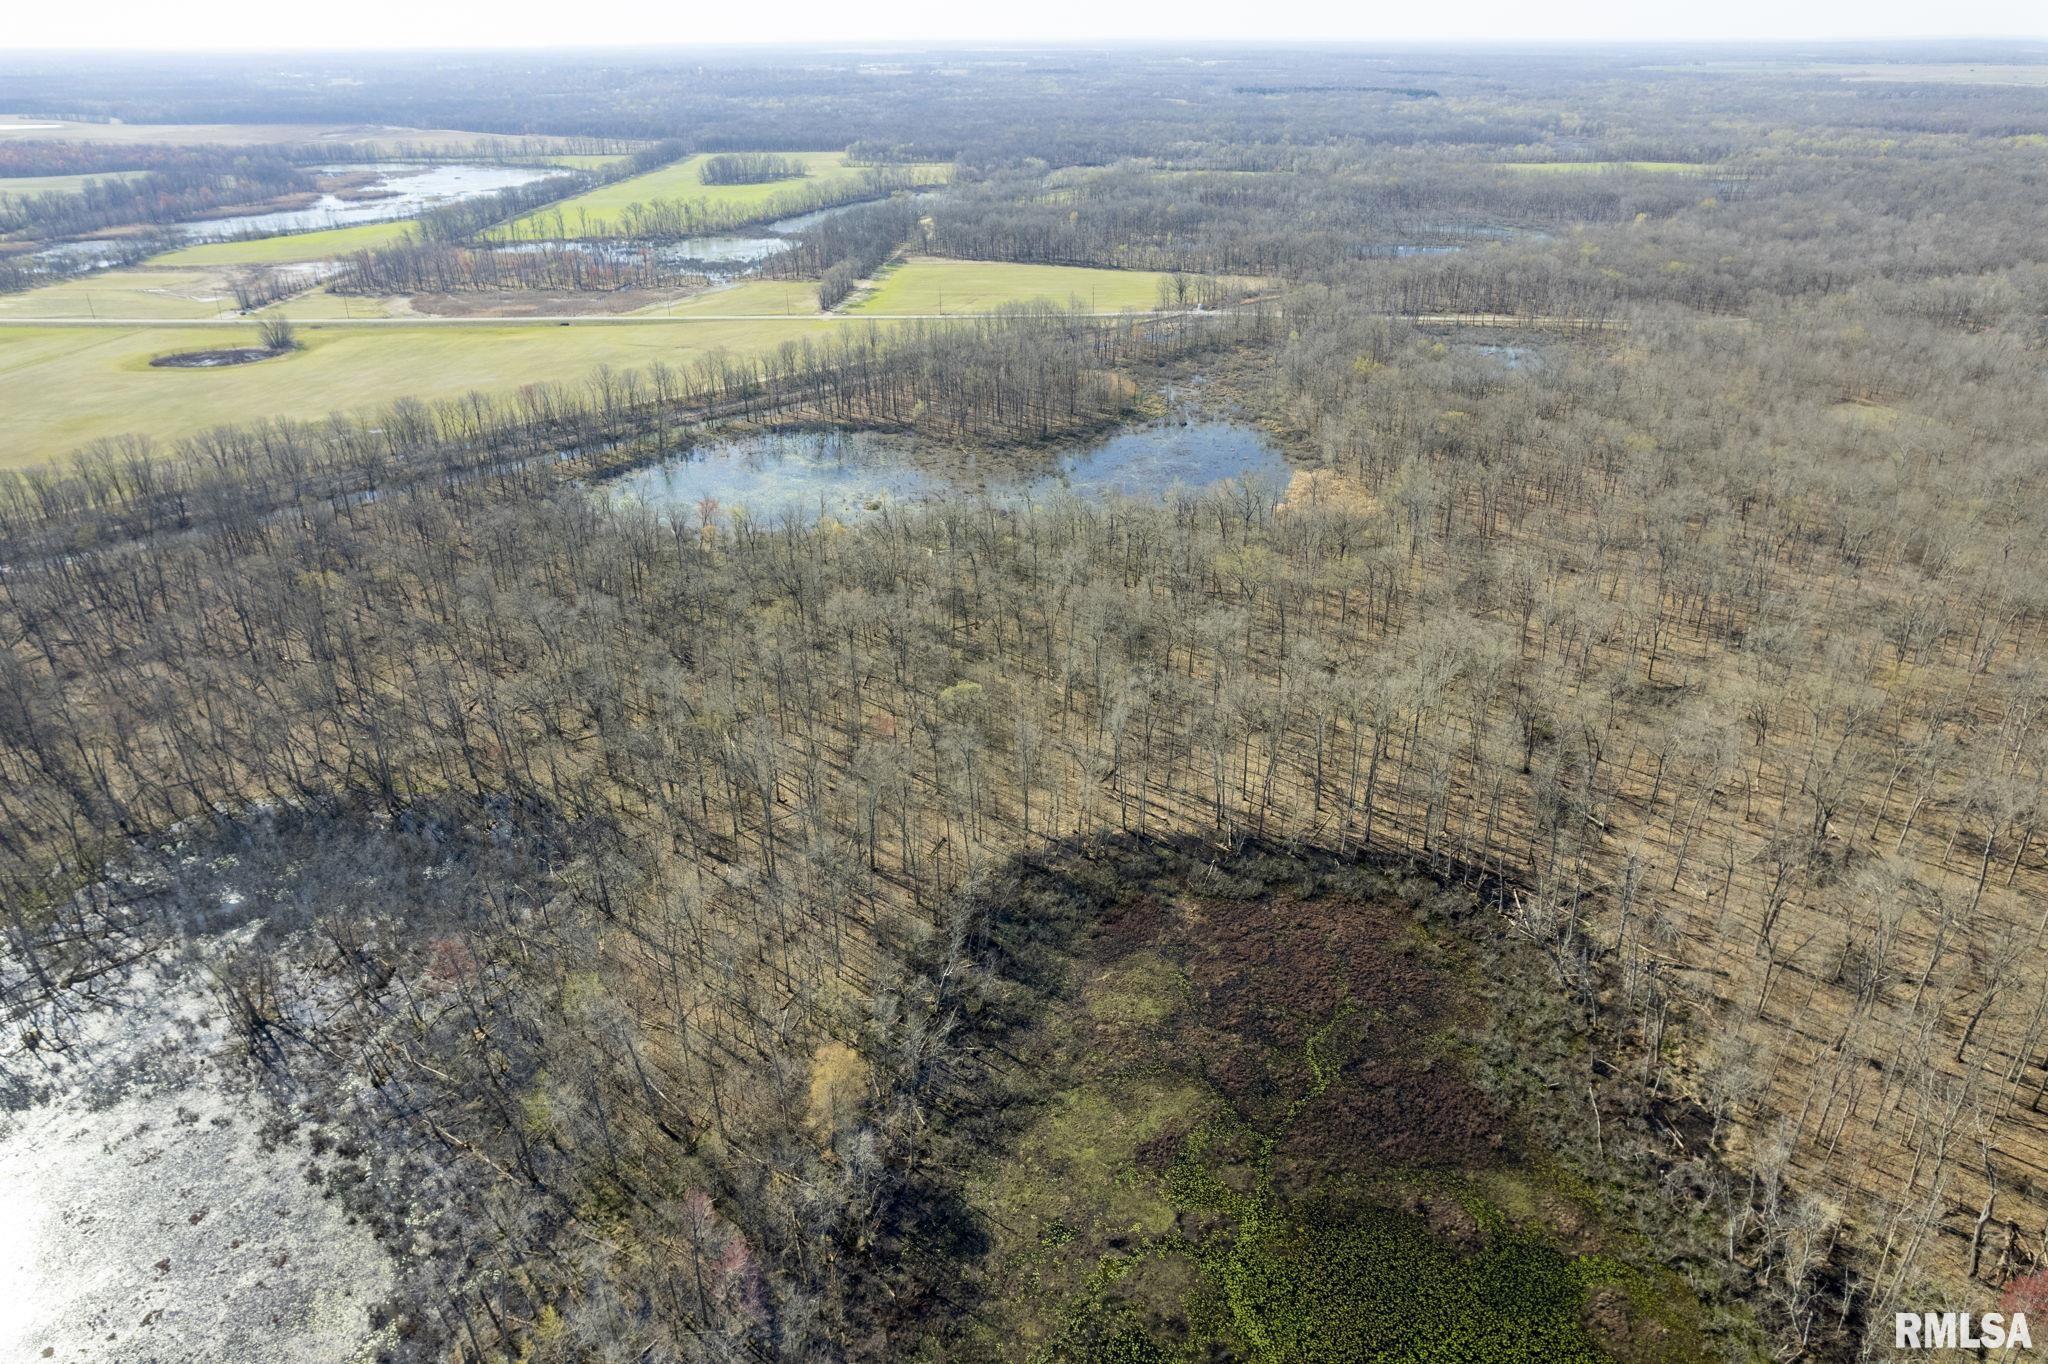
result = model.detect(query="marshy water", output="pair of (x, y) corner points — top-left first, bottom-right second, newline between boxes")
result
(179, 162), (556, 241)
(499, 192), (937, 276)
(499, 232), (792, 273)
(28, 238), (134, 268)
(607, 418), (1295, 526)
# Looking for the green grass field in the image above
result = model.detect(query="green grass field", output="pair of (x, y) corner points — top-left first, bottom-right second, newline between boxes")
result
(497, 151), (948, 238)
(639, 278), (826, 316)
(0, 272), (831, 327)
(151, 219), (420, 266)
(0, 267), (244, 320)
(846, 257), (1178, 315)
(255, 290), (414, 319)
(1499, 160), (1712, 174)
(0, 170), (149, 202)
(0, 267), (423, 322)
(0, 316), (837, 466)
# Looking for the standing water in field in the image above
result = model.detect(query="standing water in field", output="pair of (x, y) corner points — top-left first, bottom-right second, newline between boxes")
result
(494, 234), (793, 275)
(606, 419), (1294, 526)
(178, 163), (556, 241)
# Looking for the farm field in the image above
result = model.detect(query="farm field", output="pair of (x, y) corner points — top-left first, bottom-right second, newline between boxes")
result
(0, 266), (252, 319)
(252, 288), (413, 318)
(846, 256), (1180, 314)
(496, 150), (949, 237)
(0, 315), (835, 463)
(646, 277), (826, 316)
(0, 170), (148, 201)
(1, 271), (866, 329)
(151, 219), (420, 265)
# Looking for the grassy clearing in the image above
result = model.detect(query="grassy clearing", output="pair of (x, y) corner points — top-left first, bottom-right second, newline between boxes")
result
(0, 267), (246, 320)
(250, 289), (412, 319)
(846, 257), (1178, 315)
(0, 170), (149, 201)
(497, 151), (948, 238)
(0, 316), (835, 466)
(637, 278), (826, 317)
(1499, 160), (1713, 174)
(0, 273), (829, 329)
(151, 219), (419, 266)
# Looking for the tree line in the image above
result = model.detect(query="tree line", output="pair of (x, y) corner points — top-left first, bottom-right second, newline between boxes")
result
(699, 152), (808, 185)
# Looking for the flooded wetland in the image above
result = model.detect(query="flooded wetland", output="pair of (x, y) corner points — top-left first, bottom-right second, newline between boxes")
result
(607, 418), (1297, 525)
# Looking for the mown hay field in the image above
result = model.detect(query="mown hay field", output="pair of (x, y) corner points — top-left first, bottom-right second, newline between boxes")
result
(0, 315), (836, 464)
(847, 257), (1181, 315)
(0, 170), (149, 201)
(152, 219), (421, 266)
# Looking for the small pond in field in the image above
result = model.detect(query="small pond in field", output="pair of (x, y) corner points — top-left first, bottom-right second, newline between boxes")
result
(179, 162), (555, 241)
(606, 418), (1293, 526)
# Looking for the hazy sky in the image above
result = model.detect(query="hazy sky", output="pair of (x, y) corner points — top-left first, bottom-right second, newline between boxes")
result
(8, 0), (2045, 50)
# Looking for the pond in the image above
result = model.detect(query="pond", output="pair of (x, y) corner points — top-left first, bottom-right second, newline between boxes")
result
(1025, 419), (1293, 501)
(659, 235), (792, 268)
(179, 162), (556, 241)
(606, 418), (1294, 526)
(496, 234), (793, 274)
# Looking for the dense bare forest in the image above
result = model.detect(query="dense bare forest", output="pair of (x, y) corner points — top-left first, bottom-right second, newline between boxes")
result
(5, 39), (2048, 1364)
